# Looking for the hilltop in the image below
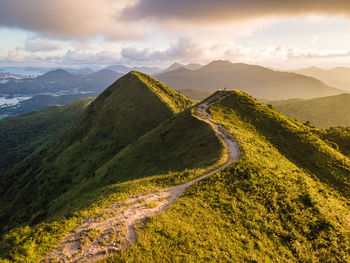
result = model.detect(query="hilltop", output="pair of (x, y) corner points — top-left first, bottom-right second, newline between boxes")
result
(269, 93), (350, 128)
(36, 69), (75, 82)
(157, 60), (346, 100)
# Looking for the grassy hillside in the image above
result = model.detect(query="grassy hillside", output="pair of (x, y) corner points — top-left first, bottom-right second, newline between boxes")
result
(108, 91), (350, 262)
(0, 108), (225, 263)
(317, 127), (350, 158)
(0, 71), (194, 233)
(294, 66), (350, 91)
(269, 93), (350, 128)
(157, 60), (346, 100)
(0, 97), (93, 172)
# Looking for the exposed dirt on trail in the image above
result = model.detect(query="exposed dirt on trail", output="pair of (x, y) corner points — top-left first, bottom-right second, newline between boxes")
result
(41, 91), (240, 263)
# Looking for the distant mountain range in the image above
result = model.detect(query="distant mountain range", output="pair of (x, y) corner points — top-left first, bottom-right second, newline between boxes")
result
(0, 68), (123, 95)
(158, 62), (202, 74)
(104, 65), (161, 75)
(0, 68), (123, 116)
(293, 66), (350, 91)
(157, 60), (347, 100)
(2, 61), (350, 117)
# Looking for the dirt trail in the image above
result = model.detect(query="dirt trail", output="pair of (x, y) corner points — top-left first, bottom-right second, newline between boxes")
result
(41, 91), (240, 263)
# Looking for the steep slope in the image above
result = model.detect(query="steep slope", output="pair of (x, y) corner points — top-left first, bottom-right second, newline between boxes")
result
(0, 71), (193, 232)
(0, 97), (94, 172)
(269, 93), (350, 128)
(40, 92), (238, 262)
(294, 66), (350, 91)
(157, 60), (346, 100)
(109, 91), (350, 262)
(0, 96), (225, 263)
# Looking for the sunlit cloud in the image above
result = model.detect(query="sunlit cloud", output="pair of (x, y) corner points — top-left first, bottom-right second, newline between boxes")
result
(23, 41), (59, 52)
(124, 0), (350, 24)
(1, 0), (350, 68)
(0, 0), (148, 40)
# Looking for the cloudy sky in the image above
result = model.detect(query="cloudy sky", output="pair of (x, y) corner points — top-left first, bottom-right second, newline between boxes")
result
(1, 0), (350, 69)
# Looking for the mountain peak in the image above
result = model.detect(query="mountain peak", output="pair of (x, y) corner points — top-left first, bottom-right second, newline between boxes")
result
(160, 62), (202, 74)
(39, 69), (74, 80)
(123, 71), (194, 113)
(43, 68), (71, 76)
(206, 60), (233, 67)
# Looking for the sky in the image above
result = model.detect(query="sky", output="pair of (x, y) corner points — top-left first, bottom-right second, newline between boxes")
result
(1, 0), (350, 70)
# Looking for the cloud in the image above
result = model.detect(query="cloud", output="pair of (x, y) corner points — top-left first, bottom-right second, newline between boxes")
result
(120, 39), (207, 63)
(23, 41), (59, 52)
(0, 48), (120, 66)
(0, 39), (208, 66)
(1, 0), (350, 41)
(0, 0), (148, 40)
(123, 0), (350, 24)
(287, 49), (350, 59)
(224, 45), (350, 64)
(2, 40), (350, 69)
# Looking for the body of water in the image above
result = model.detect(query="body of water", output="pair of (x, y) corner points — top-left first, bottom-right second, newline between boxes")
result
(0, 96), (32, 107)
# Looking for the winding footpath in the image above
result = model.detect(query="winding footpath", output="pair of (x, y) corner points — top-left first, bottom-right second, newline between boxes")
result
(42, 91), (240, 263)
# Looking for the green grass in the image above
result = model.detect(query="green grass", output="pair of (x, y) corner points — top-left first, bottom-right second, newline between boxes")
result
(269, 93), (350, 128)
(0, 72), (194, 232)
(0, 112), (227, 262)
(45, 109), (226, 219)
(134, 71), (193, 113)
(0, 97), (93, 173)
(316, 126), (350, 158)
(0, 96), (224, 262)
(106, 90), (350, 262)
(2, 84), (350, 262)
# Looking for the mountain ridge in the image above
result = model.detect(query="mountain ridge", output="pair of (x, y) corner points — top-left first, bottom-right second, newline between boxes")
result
(157, 60), (347, 100)
(293, 66), (350, 91)
(0, 71), (193, 232)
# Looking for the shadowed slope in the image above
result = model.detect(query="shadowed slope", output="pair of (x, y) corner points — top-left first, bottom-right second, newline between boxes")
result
(0, 90), (225, 263)
(0, 71), (193, 232)
(0, 97), (94, 173)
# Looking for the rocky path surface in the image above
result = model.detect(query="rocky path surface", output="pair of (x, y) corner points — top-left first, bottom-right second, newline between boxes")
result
(41, 91), (240, 263)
